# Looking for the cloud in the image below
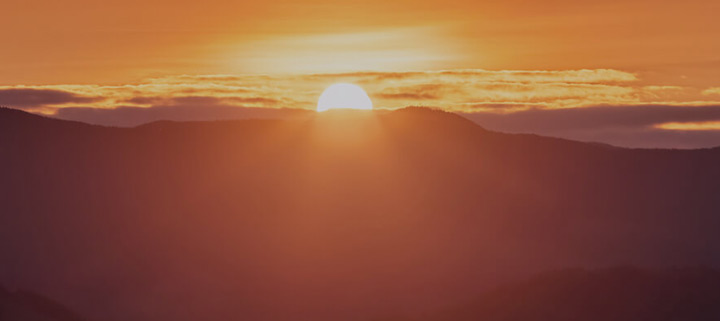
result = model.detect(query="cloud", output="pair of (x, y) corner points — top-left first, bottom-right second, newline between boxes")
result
(0, 69), (686, 114)
(376, 84), (448, 100)
(377, 92), (440, 100)
(0, 88), (100, 108)
(655, 121), (720, 131)
(702, 87), (720, 96)
(311, 69), (637, 84)
(123, 96), (282, 107)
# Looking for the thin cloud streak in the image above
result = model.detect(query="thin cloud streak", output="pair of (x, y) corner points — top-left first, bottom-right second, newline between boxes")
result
(655, 121), (720, 131)
(702, 88), (720, 96)
(0, 69), (703, 113)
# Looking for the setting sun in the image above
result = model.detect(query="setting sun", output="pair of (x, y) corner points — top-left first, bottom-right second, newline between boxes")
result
(317, 83), (373, 112)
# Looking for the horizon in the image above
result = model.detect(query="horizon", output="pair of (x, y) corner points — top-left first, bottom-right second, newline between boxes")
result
(4, 104), (720, 149)
(2, 0), (720, 148)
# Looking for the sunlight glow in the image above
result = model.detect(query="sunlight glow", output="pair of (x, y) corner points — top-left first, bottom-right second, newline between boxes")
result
(228, 28), (458, 74)
(317, 83), (373, 112)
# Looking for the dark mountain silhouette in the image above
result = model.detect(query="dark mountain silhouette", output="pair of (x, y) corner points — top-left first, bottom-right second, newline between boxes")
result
(1, 106), (719, 321)
(0, 286), (86, 321)
(423, 267), (720, 321)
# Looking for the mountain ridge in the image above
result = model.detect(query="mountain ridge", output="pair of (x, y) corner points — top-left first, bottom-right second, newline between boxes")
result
(421, 267), (720, 321)
(0, 285), (87, 321)
(1, 105), (719, 321)
(5, 106), (719, 150)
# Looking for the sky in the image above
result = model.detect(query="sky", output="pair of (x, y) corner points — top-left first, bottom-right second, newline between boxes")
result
(2, 0), (720, 148)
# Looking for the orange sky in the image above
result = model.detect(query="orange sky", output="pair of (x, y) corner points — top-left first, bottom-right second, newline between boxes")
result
(3, 0), (720, 84)
(2, 0), (720, 147)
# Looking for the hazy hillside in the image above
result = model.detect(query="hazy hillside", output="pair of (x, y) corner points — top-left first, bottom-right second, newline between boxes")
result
(0, 286), (86, 321)
(424, 267), (720, 321)
(1, 107), (719, 321)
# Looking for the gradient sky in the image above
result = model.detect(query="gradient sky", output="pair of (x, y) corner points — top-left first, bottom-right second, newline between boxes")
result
(3, 0), (720, 147)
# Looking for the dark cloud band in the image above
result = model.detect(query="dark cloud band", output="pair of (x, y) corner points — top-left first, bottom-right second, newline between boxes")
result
(461, 105), (720, 149)
(0, 88), (100, 108)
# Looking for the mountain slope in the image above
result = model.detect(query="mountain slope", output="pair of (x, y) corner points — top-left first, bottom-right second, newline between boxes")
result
(0, 107), (719, 321)
(0, 286), (86, 321)
(426, 267), (720, 321)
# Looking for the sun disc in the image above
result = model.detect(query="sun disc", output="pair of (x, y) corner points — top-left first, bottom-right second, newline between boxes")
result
(317, 83), (373, 112)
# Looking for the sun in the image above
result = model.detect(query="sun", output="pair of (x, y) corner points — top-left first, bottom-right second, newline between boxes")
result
(317, 83), (373, 112)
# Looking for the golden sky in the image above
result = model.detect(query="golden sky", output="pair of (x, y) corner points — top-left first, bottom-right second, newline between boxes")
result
(2, 0), (720, 147)
(4, 0), (720, 83)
